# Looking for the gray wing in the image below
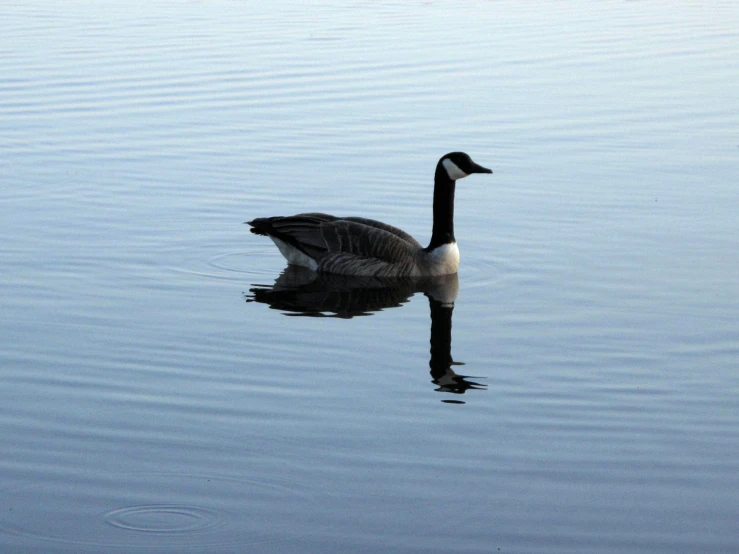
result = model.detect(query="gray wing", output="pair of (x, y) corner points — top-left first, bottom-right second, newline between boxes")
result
(249, 213), (422, 262)
(341, 217), (422, 249)
(319, 218), (422, 264)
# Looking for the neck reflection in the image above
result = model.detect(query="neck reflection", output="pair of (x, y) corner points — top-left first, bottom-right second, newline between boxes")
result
(247, 266), (486, 401)
(426, 291), (486, 402)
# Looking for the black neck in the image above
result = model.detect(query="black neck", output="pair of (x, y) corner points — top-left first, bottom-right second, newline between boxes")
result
(426, 165), (456, 251)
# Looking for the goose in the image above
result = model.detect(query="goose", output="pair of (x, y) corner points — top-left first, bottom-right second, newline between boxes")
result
(247, 152), (492, 277)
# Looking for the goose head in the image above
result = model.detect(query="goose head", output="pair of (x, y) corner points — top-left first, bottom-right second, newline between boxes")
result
(439, 152), (493, 181)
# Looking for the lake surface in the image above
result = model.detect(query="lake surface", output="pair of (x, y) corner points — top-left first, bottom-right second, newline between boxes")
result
(2, 1), (738, 552)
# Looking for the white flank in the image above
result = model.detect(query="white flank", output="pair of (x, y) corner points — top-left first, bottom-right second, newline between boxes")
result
(442, 158), (468, 180)
(427, 242), (460, 275)
(270, 237), (318, 270)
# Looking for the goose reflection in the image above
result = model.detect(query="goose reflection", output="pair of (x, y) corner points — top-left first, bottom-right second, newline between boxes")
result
(246, 266), (486, 400)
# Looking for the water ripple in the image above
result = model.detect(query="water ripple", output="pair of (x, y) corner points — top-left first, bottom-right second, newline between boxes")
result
(104, 504), (227, 535)
(166, 247), (278, 282)
(0, 472), (304, 550)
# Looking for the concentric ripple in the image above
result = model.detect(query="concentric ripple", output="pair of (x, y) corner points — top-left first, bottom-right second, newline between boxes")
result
(166, 244), (284, 282)
(104, 504), (227, 534)
(0, 472), (305, 551)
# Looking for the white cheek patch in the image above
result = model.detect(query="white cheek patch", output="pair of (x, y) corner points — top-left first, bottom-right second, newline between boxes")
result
(442, 158), (468, 180)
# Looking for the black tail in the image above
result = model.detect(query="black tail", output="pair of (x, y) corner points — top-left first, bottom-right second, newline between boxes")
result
(246, 218), (271, 236)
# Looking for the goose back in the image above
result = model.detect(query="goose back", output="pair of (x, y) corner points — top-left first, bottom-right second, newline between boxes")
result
(249, 212), (427, 277)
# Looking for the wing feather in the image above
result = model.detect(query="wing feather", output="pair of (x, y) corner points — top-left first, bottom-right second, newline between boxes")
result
(320, 219), (420, 264)
(248, 213), (423, 275)
(341, 217), (422, 248)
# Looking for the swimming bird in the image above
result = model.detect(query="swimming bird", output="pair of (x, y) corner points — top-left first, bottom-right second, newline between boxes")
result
(247, 152), (492, 277)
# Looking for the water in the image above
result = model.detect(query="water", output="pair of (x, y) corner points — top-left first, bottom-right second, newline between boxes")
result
(1, 1), (738, 552)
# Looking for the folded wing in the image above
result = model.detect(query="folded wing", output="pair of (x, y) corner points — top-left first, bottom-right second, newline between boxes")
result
(248, 213), (422, 265)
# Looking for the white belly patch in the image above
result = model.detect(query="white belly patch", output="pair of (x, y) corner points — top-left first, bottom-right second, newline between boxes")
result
(270, 237), (318, 270)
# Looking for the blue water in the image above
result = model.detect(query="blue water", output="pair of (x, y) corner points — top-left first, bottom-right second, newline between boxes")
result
(1, 2), (738, 552)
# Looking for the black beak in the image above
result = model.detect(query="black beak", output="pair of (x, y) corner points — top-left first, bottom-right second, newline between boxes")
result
(470, 161), (493, 174)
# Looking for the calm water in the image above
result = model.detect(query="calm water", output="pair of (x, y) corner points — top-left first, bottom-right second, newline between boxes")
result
(2, 1), (739, 552)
